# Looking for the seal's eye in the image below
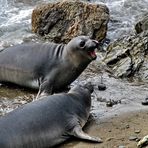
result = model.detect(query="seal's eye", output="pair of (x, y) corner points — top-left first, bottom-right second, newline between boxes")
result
(79, 40), (85, 48)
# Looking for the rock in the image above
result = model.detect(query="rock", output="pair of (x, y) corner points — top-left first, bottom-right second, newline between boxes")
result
(106, 99), (121, 107)
(98, 83), (107, 91)
(135, 14), (148, 34)
(97, 97), (107, 102)
(134, 129), (141, 134)
(126, 124), (130, 129)
(104, 31), (148, 82)
(32, 0), (109, 43)
(141, 97), (148, 105)
(106, 137), (114, 141)
(129, 135), (138, 141)
(118, 146), (126, 148)
(106, 100), (114, 107)
(136, 138), (141, 142)
(137, 135), (148, 148)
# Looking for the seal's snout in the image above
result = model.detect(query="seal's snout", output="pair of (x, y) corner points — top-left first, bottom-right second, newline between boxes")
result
(88, 39), (99, 50)
(92, 40), (99, 49)
(97, 42), (106, 52)
(83, 82), (94, 93)
(97, 38), (110, 52)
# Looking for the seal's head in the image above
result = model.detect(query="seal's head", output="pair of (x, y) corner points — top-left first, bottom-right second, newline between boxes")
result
(82, 82), (94, 93)
(69, 82), (94, 97)
(66, 36), (100, 64)
(68, 82), (94, 109)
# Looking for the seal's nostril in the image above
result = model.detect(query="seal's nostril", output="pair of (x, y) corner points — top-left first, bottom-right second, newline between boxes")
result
(92, 40), (99, 48)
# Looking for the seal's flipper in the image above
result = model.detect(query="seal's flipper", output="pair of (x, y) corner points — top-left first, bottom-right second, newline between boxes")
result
(34, 81), (53, 100)
(72, 126), (103, 143)
(34, 90), (49, 101)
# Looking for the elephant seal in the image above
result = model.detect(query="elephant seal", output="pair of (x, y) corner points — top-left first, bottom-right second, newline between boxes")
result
(0, 36), (99, 99)
(0, 83), (102, 148)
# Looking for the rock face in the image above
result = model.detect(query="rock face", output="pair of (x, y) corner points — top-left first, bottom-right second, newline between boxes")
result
(104, 31), (148, 82)
(32, 0), (109, 43)
(135, 14), (148, 34)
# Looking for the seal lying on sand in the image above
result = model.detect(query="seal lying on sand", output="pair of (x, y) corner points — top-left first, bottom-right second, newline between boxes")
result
(0, 83), (102, 148)
(0, 36), (99, 99)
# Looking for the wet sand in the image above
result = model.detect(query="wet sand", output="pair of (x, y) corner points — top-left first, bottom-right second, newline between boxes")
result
(60, 110), (148, 148)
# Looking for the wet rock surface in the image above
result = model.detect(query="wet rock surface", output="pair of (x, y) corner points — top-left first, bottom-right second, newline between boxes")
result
(135, 13), (148, 34)
(32, 0), (109, 43)
(104, 30), (148, 82)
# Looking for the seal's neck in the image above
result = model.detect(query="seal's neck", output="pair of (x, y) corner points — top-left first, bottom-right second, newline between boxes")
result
(53, 44), (65, 58)
(68, 90), (91, 113)
(63, 46), (91, 68)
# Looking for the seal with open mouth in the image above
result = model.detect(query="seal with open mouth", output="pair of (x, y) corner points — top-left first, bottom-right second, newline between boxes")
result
(0, 36), (100, 99)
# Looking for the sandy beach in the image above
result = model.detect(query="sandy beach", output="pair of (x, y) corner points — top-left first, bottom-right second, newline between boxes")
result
(60, 110), (148, 148)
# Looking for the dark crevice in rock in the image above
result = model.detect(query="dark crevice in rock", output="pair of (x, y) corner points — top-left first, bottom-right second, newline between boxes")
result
(38, 9), (64, 36)
(107, 49), (130, 66)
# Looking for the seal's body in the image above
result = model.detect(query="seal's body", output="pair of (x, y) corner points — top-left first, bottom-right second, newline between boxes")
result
(0, 36), (99, 98)
(0, 83), (102, 148)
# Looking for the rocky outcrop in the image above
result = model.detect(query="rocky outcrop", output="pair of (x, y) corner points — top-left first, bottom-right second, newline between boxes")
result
(104, 31), (148, 82)
(135, 14), (148, 34)
(32, 0), (109, 43)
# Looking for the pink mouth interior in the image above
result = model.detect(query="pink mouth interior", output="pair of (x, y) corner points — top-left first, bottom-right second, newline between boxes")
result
(88, 51), (97, 58)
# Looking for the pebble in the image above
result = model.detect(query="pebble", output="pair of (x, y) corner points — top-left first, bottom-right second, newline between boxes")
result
(106, 137), (114, 141)
(98, 83), (107, 91)
(118, 146), (126, 148)
(106, 100), (120, 107)
(126, 124), (130, 129)
(106, 101), (113, 107)
(141, 97), (148, 105)
(134, 129), (141, 134)
(129, 135), (138, 141)
(97, 97), (106, 102)
(136, 137), (141, 142)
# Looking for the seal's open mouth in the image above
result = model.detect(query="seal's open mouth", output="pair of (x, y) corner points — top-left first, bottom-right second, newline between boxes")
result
(87, 47), (97, 60)
(88, 50), (97, 60)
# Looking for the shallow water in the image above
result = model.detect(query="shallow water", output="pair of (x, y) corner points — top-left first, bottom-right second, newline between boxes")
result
(94, 0), (148, 40)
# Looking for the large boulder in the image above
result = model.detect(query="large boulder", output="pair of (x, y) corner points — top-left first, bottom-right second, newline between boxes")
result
(103, 31), (148, 82)
(32, 0), (109, 43)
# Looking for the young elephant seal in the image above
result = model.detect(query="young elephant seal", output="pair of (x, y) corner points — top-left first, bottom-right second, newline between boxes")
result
(0, 83), (102, 148)
(0, 36), (99, 99)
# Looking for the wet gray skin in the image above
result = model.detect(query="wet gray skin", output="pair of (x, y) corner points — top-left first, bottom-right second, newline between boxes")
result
(0, 36), (100, 99)
(0, 83), (102, 148)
